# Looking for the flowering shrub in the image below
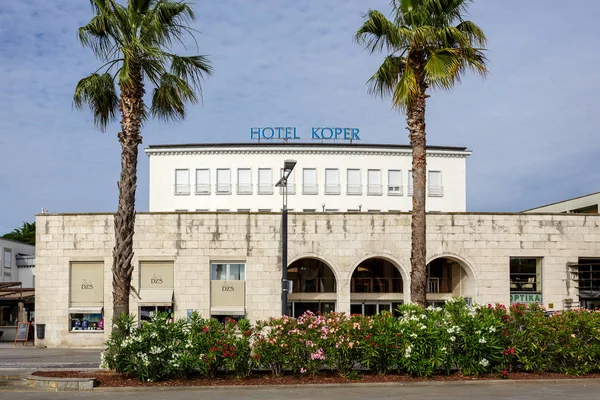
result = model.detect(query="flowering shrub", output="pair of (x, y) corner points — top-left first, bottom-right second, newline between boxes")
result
(102, 300), (600, 382)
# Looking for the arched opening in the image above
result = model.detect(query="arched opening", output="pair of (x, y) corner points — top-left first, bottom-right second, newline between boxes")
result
(287, 257), (337, 318)
(288, 258), (336, 293)
(350, 257), (404, 316)
(426, 256), (475, 307)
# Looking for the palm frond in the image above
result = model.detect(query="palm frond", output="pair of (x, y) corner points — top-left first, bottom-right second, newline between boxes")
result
(355, 10), (403, 53)
(367, 55), (406, 99)
(425, 48), (460, 89)
(140, 1), (195, 48)
(170, 54), (213, 92)
(78, 15), (116, 60)
(73, 73), (119, 130)
(150, 72), (197, 122)
(455, 20), (487, 47)
(392, 63), (418, 111)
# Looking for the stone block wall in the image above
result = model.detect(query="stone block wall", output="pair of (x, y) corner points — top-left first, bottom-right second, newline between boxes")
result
(35, 212), (600, 347)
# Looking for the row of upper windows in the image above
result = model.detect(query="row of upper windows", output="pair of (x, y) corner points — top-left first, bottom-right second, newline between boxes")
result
(173, 168), (444, 197)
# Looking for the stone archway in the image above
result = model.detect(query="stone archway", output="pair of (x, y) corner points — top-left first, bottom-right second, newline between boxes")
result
(426, 254), (477, 305)
(287, 257), (337, 317)
(348, 257), (405, 316)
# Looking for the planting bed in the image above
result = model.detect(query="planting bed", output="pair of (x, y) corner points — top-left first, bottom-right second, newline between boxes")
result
(32, 370), (600, 388)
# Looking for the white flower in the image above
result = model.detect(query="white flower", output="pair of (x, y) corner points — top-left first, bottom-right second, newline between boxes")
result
(488, 326), (496, 333)
(419, 324), (426, 330)
(410, 333), (417, 339)
(475, 330), (481, 335)
(479, 358), (489, 367)
(404, 345), (412, 359)
(441, 347), (447, 353)
(479, 337), (487, 344)
(450, 336), (456, 342)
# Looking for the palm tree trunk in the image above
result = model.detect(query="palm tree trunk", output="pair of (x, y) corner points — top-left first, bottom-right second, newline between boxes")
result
(407, 54), (428, 308)
(112, 65), (144, 321)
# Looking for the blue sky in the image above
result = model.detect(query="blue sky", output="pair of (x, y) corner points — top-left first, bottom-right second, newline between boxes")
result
(1, 0), (599, 234)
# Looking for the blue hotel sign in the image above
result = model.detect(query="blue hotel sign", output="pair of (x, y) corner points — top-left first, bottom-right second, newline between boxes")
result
(250, 127), (361, 141)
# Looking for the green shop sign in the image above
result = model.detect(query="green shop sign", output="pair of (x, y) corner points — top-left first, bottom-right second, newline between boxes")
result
(510, 293), (542, 304)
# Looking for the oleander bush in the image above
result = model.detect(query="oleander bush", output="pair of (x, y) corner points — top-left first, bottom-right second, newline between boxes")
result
(101, 299), (600, 382)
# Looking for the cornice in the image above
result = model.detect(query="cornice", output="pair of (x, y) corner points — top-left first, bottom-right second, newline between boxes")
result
(146, 148), (470, 159)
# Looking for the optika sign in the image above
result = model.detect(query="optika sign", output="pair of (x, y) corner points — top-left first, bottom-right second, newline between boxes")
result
(250, 127), (361, 141)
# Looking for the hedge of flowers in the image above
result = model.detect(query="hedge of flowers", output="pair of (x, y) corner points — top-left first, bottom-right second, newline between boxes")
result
(100, 299), (600, 382)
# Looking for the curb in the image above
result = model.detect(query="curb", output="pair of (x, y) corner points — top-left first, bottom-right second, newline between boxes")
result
(23, 374), (96, 391)
(93, 378), (600, 392)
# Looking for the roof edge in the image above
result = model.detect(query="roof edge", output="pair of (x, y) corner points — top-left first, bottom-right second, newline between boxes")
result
(145, 142), (469, 152)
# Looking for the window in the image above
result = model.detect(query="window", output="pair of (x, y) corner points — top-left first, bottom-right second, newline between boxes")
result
(175, 209), (188, 212)
(3, 249), (11, 269)
(347, 169), (362, 195)
(69, 262), (104, 331)
(211, 263), (245, 280)
(303, 209), (316, 212)
(279, 168), (296, 195)
(287, 302), (335, 318)
(510, 258), (542, 294)
(258, 168), (273, 194)
(195, 169), (210, 194)
(388, 170), (403, 195)
(428, 171), (443, 196)
(324, 168), (340, 194)
(216, 169), (231, 194)
(325, 209), (339, 212)
(138, 261), (174, 324)
(237, 209), (251, 212)
(175, 169), (190, 195)
(302, 168), (318, 194)
(258, 208), (272, 212)
(408, 170), (413, 196)
(367, 169), (382, 195)
(237, 168), (252, 194)
(195, 209), (209, 212)
(350, 303), (392, 317)
(0, 304), (18, 326)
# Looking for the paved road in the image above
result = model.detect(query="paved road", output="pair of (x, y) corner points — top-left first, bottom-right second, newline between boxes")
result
(2, 381), (600, 399)
(0, 344), (101, 370)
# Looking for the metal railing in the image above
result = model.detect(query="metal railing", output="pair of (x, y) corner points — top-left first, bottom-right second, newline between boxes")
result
(195, 184), (211, 194)
(351, 277), (403, 293)
(279, 184), (296, 195)
(215, 184), (232, 194)
(428, 186), (444, 197)
(257, 184), (274, 194)
(302, 184), (318, 195)
(174, 184), (190, 195)
(325, 184), (341, 195)
(367, 184), (383, 195)
(346, 184), (362, 195)
(427, 278), (440, 293)
(287, 277), (337, 293)
(236, 183), (253, 195)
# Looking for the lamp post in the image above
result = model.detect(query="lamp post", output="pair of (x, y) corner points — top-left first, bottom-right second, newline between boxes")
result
(275, 159), (297, 316)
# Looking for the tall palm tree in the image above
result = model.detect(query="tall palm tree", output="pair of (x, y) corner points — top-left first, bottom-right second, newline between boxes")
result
(356, 0), (487, 307)
(74, 0), (212, 319)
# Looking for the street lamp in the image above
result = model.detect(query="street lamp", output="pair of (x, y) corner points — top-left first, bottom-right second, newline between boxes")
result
(275, 159), (296, 316)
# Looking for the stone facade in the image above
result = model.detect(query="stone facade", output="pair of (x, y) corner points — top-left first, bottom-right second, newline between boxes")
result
(35, 212), (600, 348)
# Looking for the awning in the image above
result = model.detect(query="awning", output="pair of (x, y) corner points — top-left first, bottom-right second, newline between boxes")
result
(138, 289), (173, 306)
(68, 306), (103, 314)
(210, 306), (245, 316)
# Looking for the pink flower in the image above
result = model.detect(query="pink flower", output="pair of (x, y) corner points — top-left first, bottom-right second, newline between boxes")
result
(571, 334), (576, 338)
(300, 368), (306, 374)
(348, 342), (354, 349)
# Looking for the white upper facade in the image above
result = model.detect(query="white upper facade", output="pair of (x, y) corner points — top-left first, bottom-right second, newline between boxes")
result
(145, 143), (471, 213)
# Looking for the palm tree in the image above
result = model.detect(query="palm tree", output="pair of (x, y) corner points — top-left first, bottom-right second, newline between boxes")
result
(74, 0), (212, 319)
(356, 0), (487, 307)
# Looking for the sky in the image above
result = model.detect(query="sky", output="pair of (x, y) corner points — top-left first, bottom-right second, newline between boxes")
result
(0, 0), (599, 234)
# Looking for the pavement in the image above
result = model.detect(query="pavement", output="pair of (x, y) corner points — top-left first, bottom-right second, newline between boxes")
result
(2, 380), (600, 399)
(1, 344), (600, 398)
(0, 342), (101, 374)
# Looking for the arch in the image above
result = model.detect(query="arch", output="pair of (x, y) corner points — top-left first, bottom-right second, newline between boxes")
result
(425, 253), (478, 301)
(346, 253), (409, 285)
(348, 255), (405, 294)
(288, 253), (341, 283)
(426, 253), (477, 282)
(287, 255), (338, 293)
